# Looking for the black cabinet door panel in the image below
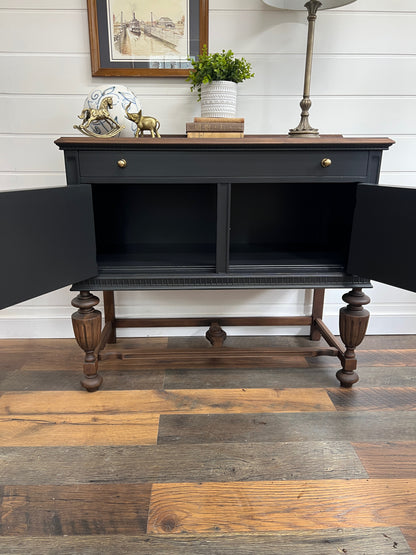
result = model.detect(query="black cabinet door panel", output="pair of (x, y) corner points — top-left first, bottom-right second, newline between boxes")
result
(0, 185), (97, 309)
(348, 184), (416, 292)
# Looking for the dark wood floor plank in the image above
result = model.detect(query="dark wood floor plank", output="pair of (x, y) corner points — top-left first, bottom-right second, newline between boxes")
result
(5, 366), (415, 393)
(165, 365), (416, 389)
(164, 367), (340, 389)
(158, 411), (416, 444)
(0, 352), (25, 372)
(0, 338), (81, 353)
(352, 349), (416, 367)
(0, 484), (151, 536)
(3, 365), (415, 392)
(0, 528), (411, 554)
(307, 344), (416, 370)
(147, 479), (416, 533)
(353, 442), (416, 479)
(0, 369), (165, 391)
(328, 387), (416, 411)
(0, 441), (367, 485)
(360, 335), (416, 349)
(342, 366), (416, 387)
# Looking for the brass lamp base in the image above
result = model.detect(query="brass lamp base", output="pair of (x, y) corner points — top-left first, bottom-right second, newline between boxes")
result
(289, 128), (319, 137)
(263, 0), (357, 136)
(289, 0), (321, 137)
(289, 97), (319, 136)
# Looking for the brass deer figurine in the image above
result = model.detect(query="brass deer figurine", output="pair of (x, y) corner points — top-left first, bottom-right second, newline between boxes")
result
(125, 103), (161, 138)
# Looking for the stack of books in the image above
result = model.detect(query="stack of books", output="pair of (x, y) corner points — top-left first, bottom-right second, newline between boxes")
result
(186, 117), (244, 138)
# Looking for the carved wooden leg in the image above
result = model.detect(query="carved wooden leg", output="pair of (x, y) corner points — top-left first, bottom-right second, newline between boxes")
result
(71, 291), (103, 392)
(336, 288), (370, 388)
(206, 322), (227, 347)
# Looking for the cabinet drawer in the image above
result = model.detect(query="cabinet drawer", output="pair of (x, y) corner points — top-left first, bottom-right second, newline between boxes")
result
(78, 149), (370, 183)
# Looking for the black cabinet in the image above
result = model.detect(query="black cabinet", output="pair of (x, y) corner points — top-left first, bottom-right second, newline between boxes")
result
(56, 135), (394, 291)
(3, 134), (414, 391)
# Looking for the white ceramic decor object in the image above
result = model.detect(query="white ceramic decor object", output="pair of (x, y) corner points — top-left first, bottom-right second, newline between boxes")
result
(200, 81), (238, 118)
(80, 85), (141, 137)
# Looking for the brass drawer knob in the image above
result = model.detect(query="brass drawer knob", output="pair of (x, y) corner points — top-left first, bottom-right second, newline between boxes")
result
(321, 158), (332, 168)
(117, 159), (127, 168)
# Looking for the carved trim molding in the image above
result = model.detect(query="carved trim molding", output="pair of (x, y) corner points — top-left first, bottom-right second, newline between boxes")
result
(71, 275), (371, 291)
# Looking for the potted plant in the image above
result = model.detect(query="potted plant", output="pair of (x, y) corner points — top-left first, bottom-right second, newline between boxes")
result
(187, 45), (254, 118)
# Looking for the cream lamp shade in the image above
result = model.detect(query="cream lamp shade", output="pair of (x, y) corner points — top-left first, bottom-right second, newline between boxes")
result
(263, 0), (357, 135)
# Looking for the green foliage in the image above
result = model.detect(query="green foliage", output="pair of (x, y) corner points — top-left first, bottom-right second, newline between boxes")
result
(187, 45), (254, 100)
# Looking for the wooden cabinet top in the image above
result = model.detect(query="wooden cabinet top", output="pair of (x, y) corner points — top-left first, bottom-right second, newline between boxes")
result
(55, 135), (394, 151)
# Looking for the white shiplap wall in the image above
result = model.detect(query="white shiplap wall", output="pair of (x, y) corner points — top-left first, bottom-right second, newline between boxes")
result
(1, 0), (416, 338)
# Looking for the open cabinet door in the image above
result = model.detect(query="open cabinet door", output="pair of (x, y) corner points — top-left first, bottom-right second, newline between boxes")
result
(0, 185), (97, 309)
(347, 184), (416, 293)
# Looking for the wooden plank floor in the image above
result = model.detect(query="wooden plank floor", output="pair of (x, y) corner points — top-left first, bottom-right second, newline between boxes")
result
(0, 334), (415, 554)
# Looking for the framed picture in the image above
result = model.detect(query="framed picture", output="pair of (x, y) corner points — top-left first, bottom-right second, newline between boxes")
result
(87, 0), (209, 77)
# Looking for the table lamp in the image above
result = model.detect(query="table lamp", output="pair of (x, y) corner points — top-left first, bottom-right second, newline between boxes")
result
(263, 0), (356, 136)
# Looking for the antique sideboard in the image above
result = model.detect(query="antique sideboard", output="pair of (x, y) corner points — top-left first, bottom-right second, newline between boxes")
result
(3, 134), (416, 391)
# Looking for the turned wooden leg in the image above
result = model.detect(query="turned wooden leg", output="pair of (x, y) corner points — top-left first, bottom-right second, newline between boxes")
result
(206, 322), (227, 347)
(336, 288), (370, 388)
(71, 291), (103, 392)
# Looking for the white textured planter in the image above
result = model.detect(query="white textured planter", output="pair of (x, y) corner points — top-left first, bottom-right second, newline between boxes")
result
(200, 80), (237, 118)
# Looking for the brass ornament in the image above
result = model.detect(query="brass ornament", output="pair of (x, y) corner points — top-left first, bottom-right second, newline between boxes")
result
(74, 96), (125, 138)
(124, 103), (161, 138)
